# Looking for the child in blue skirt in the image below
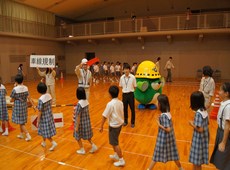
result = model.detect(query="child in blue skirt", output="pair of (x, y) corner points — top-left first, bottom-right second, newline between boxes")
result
(10, 74), (35, 141)
(189, 91), (209, 170)
(37, 82), (57, 151)
(74, 87), (97, 154)
(0, 80), (9, 136)
(147, 94), (183, 170)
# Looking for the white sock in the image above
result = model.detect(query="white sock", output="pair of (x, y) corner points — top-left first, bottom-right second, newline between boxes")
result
(26, 133), (31, 139)
(5, 128), (8, 133)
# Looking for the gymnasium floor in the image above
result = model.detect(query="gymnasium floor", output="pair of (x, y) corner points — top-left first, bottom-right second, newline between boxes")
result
(0, 76), (219, 170)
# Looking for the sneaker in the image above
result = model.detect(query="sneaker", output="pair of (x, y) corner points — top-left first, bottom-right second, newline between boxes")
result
(131, 124), (135, 128)
(114, 159), (125, 167)
(17, 134), (24, 139)
(0, 128), (3, 133)
(25, 134), (31, 141)
(49, 141), (57, 151)
(41, 141), (46, 147)
(89, 144), (98, 153)
(2, 131), (8, 136)
(109, 154), (119, 160)
(76, 148), (85, 155)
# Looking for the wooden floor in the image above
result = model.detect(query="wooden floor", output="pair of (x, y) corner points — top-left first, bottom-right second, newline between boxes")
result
(0, 76), (220, 170)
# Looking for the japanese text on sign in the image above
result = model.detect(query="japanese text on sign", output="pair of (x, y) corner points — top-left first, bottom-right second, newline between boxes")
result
(30, 55), (55, 68)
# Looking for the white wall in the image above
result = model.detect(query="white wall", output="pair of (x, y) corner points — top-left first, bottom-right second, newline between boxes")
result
(65, 35), (230, 80)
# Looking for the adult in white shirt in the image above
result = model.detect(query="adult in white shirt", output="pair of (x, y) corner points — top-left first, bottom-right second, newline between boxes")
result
(199, 66), (215, 110)
(37, 67), (56, 105)
(119, 63), (137, 128)
(164, 57), (175, 82)
(75, 58), (92, 99)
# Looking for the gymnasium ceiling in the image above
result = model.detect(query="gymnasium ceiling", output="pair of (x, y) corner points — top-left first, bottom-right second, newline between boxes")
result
(14, 0), (230, 22)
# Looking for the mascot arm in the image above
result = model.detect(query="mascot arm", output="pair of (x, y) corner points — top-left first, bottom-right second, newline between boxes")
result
(137, 81), (149, 92)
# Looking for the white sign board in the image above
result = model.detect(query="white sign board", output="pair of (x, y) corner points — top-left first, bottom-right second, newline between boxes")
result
(30, 55), (55, 68)
(53, 113), (64, 128)
(31, 113), (64, 130)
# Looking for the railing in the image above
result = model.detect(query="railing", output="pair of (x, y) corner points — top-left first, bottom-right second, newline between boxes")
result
(0, 15), (56, 38)
(0, 12), (230, 39)
(57, 12), (230, 38)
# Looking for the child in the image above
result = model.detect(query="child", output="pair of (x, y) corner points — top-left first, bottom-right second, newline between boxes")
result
(99, 85), (125, 167)
(37, 82), (57, 151)
(130, 62), (138, 75)
(210, 82), (230, 169)
(199, 65), (215, 110)
(37, 67), (56, 105)
(74, 87), (97, 154)
(0, 80), (9, 136)
(189, 91), (209, 170)
(147, 94), (183, 170)
(10, 74), (35, 141)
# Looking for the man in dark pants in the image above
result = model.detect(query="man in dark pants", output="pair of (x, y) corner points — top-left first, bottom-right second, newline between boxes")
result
(164, 57), (175, 82)
(119, 63), (137, 128)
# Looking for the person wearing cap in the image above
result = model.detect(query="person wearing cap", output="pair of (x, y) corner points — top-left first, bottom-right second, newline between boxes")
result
(199, 65), (215, 110)
(75, 58), (92, 99)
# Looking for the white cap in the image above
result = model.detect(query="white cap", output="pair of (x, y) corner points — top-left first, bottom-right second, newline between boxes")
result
(81, 58), (88, 64)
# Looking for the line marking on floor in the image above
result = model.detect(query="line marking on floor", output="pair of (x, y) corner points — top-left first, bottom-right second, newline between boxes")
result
(0, 144), (86, 170)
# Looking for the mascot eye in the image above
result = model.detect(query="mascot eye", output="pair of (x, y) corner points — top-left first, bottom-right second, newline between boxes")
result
(151, 82), (161, 90)
(152, 67), (157, 72)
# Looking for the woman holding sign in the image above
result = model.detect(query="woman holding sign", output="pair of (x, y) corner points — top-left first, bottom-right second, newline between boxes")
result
(36, 67), (56, 105)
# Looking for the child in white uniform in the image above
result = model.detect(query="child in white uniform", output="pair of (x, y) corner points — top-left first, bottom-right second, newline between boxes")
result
(100, 85), (125, 167)
(210, 82), (230, 169)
